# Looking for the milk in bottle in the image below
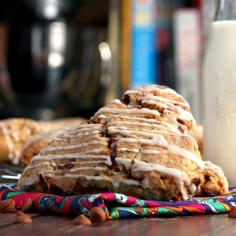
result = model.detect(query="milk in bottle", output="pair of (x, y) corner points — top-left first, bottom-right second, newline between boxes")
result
(203, 0), (236, 185)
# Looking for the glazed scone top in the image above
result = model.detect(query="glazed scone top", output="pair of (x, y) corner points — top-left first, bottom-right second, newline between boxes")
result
(93, 85), (195, 132)
(18, 85), (228, 200)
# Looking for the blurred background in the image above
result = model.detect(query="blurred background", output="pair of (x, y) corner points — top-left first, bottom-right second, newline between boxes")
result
(0, 0), (217, 122)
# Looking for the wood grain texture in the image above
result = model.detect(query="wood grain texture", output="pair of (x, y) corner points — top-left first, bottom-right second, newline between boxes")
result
(1, 214), (236, 236)
(0, 213), (40, 228)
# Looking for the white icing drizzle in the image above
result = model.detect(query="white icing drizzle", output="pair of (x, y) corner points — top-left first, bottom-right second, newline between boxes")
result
(112, 116), (158, 123)
(167, 145), (204, 169)
(32, 154), (112, 166)
(108, 127), (155, 138)
(124, 86), (195, 125)
(25, 160), (109, 172)
(141, 93), (189, 108)
(117, 137), (139, 143)
(69, 124), (101, 129)
(67, 128), (101, 134)
(117, 135), (168, 146)
(108, 120), (181, 134)
(141, 150), (161, 155)
(45, 141), (107, 152)
(132, 160), (189, 183)
(109, 120), (161, 128)
(66, 167), (107, 172)
(58, 124), (103, 136)
(56, 130), (101, 139)
(116, 158), (193, 200)
(175, 178), (189, 200)
(110, 99), (122, 105)
(140, 96), (193, 122)
(116, 134), (203, 168)
(188, 183), (197, 195)
(117, 148), (139, 153)
(120, 178), (140, 186)
(66, 129), (102, 137)
(94, 107), (160, 118)
(176, 106), (194, 122)
(98, 114), (107, 119)
(142, 99), (165, 106)
(61, 161), (107, 165)
(24, 162), (50, 171)
(112, 125), (191, 140)
(124, 85), (186, 101)
(146, 85), (186, 100)
(44, 148), (106, 156)
(110, 116), (181, 134)
(132, 159), (192, 200)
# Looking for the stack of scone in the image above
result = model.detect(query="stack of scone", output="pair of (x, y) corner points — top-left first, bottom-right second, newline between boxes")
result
(18, 85), (228, 200)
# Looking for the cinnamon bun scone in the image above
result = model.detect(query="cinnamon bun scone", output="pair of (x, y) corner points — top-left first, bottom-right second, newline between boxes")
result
(18, 85), (228, 200)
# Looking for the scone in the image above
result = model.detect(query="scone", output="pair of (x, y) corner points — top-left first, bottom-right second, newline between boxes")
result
(0, 118), (85, 165)
(18, 85), (228, 200)
(0, 118), (43, 164)
(20, 130), (66, 167)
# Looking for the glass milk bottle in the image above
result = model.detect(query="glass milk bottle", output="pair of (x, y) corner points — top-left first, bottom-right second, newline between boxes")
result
(203, 0), (236, 185)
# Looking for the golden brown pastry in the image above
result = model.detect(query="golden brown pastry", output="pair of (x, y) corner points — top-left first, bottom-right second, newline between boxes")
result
(20, 130), (65, 167)
(0, 119), (43, 164)
(0, 118), (85, 165)
(189, 125), (203, 155)
(18, 85), (228, 200)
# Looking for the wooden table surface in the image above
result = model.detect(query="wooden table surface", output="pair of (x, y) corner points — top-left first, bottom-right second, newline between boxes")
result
(1, 213), (236, 236)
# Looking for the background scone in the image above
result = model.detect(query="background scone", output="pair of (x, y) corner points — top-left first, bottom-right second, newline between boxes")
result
(0, 118), (85, 165)
(18, 85), (228, 200)
(0, 118), (43, 164)
(20, 129), (68, 167)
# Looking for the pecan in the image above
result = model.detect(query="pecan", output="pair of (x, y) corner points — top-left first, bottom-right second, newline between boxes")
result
(16, 211), (32, 223)
(90, 207), (106, 223)
(73, 214), (91, 225)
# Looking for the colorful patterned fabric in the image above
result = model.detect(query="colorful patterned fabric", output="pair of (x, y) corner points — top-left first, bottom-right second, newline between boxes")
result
(0, 185), (236, 220)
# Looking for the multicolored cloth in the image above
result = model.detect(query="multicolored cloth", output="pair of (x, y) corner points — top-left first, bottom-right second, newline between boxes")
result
(0, 185), (236, 220)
